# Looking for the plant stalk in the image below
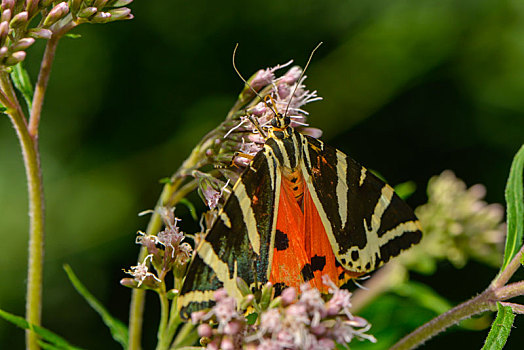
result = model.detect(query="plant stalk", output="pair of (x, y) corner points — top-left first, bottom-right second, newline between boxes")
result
(1, 71), (45, 350)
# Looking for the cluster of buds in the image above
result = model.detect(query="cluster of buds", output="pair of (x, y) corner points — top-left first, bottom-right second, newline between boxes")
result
(403, 170), (506, 272)
(0, 0), (133, 68)
(70, 0), (133, 24)
(121, 207), (192, 290)
(196, 61), (322, 214)
(193, 278), (376, 350)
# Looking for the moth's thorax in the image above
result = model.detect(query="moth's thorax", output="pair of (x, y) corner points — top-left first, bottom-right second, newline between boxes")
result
(265, 126), (306, 203)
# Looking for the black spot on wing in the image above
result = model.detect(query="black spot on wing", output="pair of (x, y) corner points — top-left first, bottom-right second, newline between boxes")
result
(301, 263), (315, 282)
(275, 230), (289, 251)
(273, 282), (289, 296)
(351, 250), (359, 261)
(377, 194), (418, 238)
(310, 255), (326, 272)
(365, 262), (371, 270)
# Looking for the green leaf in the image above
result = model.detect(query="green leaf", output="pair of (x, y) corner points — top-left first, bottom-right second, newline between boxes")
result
(394, 181), (416, 200)
(501, 144), (524, 270)
(482, 303), (515, 350)
(246, 312), (258, 325)
(65, 33), (82, 39)
(179, 198), (198, 221)
(392, 281), (452, 315)
(63, 265), (128, 349)
(0, 308), (83, 349)
(10, 63), (33, 111)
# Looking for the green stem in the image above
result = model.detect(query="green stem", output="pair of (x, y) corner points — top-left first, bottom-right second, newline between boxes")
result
(28, 34), (60, 137)
(156, 287), (170, 350)
(1, 71), (45, 350)
(492, 245), (524, 289)
(390, 291), (497, 350)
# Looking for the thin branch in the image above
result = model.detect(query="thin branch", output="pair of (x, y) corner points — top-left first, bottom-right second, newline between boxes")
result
(390, 291), (497, 350)
(495, 280), (524, 301)
(492, 245), (524, 289)
(28, 34), (60, 137)
(499, 302), (524, 314)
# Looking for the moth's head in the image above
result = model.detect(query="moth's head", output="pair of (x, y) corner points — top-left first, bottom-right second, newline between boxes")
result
(264, 95), (291, 131)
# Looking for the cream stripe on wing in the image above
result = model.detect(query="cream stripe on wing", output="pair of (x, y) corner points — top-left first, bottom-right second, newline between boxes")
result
(361, 185), (395, 268)
(197, 240), (242, 301)
(233, 181), (260, 255)
(336, 150), (348, 228)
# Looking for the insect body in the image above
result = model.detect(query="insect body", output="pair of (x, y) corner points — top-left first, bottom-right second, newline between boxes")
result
(179, 111), (422, 318)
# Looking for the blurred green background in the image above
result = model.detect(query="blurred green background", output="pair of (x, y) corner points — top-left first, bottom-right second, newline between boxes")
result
(1, 0), (523, 348)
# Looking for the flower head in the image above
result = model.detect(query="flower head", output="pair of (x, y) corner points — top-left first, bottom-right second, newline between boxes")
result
(403, 170), (506, 272)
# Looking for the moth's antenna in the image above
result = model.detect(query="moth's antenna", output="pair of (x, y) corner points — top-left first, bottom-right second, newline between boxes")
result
(232, 43), (275, 137)
(284, 42), (323, 117)
(232, 43), (266, 103)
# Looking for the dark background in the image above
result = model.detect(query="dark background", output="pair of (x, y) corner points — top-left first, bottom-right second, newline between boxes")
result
(0, 0), (523, 348)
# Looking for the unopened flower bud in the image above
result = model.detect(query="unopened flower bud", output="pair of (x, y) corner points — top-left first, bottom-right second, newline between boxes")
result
(197, 324), (213, 338)
(239, 294), (254, 310)
(43, 2), (69, 27)
(259, 282), (273, 310)
(11, 37), (35, 51)
(166, 288), (179, 299)
(236, 277), (251, 296)
(9, 11), (28, 28)
(109, 0), (133, 7)
(25, 0), (39, 16)
(1, 0), (14, 12)
(120, 277), (138, 288)
(1, 9), (10, 23)
(5, 51), (26, 65)
(77, 7), (97, 18)
(90, 11), (111, 23)
(0, 46), (8, 59)
(93, 0), (108, 9)
(0, 21), (8, 44)
(28, 28), (53, 39)
(107, 7), (131, 21)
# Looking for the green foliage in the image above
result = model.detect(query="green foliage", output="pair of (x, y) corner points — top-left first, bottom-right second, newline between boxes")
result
(391, 281), (452, 316)
(482, 303), (515, 350)
(0, 309), (83, 350)
(63, 265), (128, 349)
(393, 181), (416, 200)
(179, 198), (198, 221)
(10, 63), (33, 111)
(502, 145), (524, 270)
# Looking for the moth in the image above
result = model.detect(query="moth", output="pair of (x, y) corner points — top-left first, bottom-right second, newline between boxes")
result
(179, 53), (422, 318)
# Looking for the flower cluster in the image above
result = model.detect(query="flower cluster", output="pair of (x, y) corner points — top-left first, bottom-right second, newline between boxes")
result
(197, 61), (322, 213)
(193, 279), (376, 350)
(403, 170), (506, 272)
(0, 0), (132, 68)
(121, 207), (192, 289)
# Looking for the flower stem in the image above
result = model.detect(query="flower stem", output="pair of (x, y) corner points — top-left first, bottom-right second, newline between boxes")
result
(28, 34), (60, 137)
(156, 287), (170, 350)
(1, 70), (45, 350)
